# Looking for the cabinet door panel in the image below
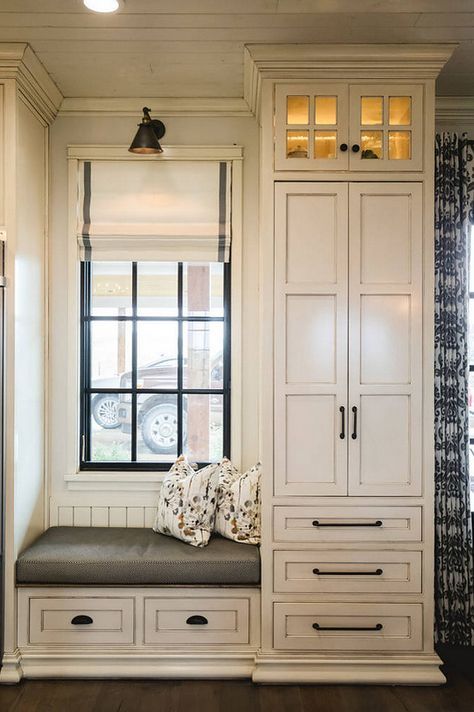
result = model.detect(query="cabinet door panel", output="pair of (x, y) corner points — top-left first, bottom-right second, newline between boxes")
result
(275, 183), (348, 496)
(349, 183), (422, 496)
(286, 295), (336, 384)
(349, 84), (423, 171)
(275, 84), (349, 171)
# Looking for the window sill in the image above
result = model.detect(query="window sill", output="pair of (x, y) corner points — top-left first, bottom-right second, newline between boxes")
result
(65, 472), (164, 491)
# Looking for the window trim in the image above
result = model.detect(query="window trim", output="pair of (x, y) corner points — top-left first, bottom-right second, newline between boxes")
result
(79, 260), (231, 471)
(65, 146), (243, 489)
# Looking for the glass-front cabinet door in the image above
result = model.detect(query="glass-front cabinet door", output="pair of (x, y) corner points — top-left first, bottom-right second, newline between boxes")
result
(275, 84), (349, 171)
(348, 84), (423, 171)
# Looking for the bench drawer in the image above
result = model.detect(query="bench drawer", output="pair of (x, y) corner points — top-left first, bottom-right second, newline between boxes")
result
(28, 596), (135, 645)
(144, 597), (250, 645)
(274, 603), (423, 652)
(274, 550), (422, 594)
(274, 506), (422, 542)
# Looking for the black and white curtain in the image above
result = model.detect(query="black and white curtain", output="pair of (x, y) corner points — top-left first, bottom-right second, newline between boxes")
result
(435, 132), (474, 644)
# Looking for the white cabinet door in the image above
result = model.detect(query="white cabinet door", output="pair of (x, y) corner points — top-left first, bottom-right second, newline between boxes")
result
(348, 183), (423, 496)
(348, 84), (423, 171)
(275, 84), (349, 171)
(274, 183), (348, 496)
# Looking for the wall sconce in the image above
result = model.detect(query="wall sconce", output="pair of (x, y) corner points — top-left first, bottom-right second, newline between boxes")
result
(128, 107), (166, 155)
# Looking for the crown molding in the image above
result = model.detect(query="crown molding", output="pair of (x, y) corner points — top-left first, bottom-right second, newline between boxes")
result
(58, 97), (252, 118)
(435, 96), (474, 126)
(0, 43), (63, 124)
(244, 43), (457, 118)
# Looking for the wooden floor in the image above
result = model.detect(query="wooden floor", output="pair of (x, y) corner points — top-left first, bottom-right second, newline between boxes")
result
(0, 647), (473, 712)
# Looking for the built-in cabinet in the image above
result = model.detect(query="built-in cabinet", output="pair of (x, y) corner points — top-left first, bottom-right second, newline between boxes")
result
(250, 44), (454, 685)
(275, 83), (423, 171)
(274, 181), (423, 497)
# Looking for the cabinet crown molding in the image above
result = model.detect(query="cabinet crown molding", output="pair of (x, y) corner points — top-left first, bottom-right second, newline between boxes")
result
(0, 42), (63, 124)
(244, 43), (456, 118)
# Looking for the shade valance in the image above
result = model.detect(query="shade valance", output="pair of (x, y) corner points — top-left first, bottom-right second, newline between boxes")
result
(77, 159), (231, 262)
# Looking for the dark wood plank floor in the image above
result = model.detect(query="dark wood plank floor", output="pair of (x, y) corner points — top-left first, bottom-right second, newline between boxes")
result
(0, 646), (473, 712)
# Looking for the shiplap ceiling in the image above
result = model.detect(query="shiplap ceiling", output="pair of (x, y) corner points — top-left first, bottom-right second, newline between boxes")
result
(0, 0), (473, 98)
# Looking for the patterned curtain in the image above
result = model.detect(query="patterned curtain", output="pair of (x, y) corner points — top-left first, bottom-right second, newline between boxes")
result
(435, 132), (474, 644)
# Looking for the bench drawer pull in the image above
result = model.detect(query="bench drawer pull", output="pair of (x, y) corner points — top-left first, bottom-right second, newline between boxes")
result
(312, 520), (383, 527)
(313, 622), (383, 632)
(312, 568), (383, 576)
(71, 615), (93, 625)
(186, 615), (208, 625)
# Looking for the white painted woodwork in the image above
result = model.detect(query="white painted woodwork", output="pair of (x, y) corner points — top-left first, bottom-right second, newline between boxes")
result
(51, 501), (159, 528)
(348, 183), (423, 496)
(273, 506), (422, 543)
(274, 183), (348, 496)
(28, 597), (135, 645)
(144, 597), (250, 645)
(348, 84), (423, 171)
(273, 550), (422, 594)
(273, 603), (423, 652)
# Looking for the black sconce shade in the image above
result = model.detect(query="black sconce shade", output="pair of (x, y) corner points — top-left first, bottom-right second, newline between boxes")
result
(129, 107), (166, 154)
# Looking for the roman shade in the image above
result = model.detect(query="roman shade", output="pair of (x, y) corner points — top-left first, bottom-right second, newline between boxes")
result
(77, 159), (231, 262)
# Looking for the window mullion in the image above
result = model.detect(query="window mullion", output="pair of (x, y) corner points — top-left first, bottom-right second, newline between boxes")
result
(177, 263), (183, 456)
(131, 262), (138, 462)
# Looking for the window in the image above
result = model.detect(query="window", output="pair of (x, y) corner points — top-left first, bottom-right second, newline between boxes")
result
(80, 260), (230, 470)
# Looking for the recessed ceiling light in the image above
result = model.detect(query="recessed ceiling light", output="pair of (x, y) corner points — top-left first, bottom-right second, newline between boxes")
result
(83, 0), (120, 13)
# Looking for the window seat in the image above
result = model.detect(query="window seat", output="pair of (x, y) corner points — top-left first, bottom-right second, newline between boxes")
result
(16, 526), (261, 586)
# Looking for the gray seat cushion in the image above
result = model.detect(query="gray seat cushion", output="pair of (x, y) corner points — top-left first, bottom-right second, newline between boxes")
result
(16, 527), (260, 586)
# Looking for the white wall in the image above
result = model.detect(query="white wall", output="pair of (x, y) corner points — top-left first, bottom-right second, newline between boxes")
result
(12, 97), (47, 552)
(48, 113), (260, 501)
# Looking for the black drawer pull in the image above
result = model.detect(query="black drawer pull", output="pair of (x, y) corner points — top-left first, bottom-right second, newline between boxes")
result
(312, 520), (383, 527)
(351, 144), (360, 153)
(313, 568), (383, 576)
(313, 623), (383, 632)
(351, 405), (357, 439)
(186, 615), (208, 625)
(71, 615), (93, 625)
(339, 405), (345, 439)
(340, 143), (348, 152)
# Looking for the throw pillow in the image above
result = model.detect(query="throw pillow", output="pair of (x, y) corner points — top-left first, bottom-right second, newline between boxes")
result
(153, 455), (219, 548)
(215, 458), (261, 545)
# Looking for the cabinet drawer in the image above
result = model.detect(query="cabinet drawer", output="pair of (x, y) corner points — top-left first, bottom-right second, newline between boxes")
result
(28, 596), (135, 645)
(274, 506), (422, 542)
(144, 597), (250, 645)
(274, 550), (422, 593)
(274, 603), (422, 651)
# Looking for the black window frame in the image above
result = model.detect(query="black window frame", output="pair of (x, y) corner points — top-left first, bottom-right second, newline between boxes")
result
(79, 260), (231, 471)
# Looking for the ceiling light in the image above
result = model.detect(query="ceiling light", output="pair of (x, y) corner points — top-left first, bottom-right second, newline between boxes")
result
(129, 107), (166, 155)
(83, 0), (120, 13)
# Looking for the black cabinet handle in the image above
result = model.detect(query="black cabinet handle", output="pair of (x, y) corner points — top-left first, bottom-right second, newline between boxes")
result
(312, 520), (383, 527)
(71, 615), (93, 625)
(352, 144), (360, 153)
(339, 405), (345, 439)
(351, 406), (357, 439)
(340, 143), (348, 152)
(313, 623), (383, 632)
(186, 615), (208, 625)
(313, 568), (383, 576)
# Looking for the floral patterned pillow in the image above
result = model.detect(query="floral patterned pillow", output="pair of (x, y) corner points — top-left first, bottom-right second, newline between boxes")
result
(153, 456), (219, 548)
(214, 458), (261, 545)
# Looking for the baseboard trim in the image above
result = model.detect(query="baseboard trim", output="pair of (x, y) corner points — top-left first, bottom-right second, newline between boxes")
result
(252, 652), (446, 685)
(0, 649), (23, 684)
(17, 648), (256, 680)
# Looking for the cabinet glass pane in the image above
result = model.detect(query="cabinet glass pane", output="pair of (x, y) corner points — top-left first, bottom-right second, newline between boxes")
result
(315, 96), (337, 125)
(389, 96), (411, 125)
(361, 97), (383, 125)
(361, 131), (383, 159)
(389, 131), (411, 160)
(287, 96), (309, 125)
(287, 130), (309, 158)
(314, 131), (337, 159)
